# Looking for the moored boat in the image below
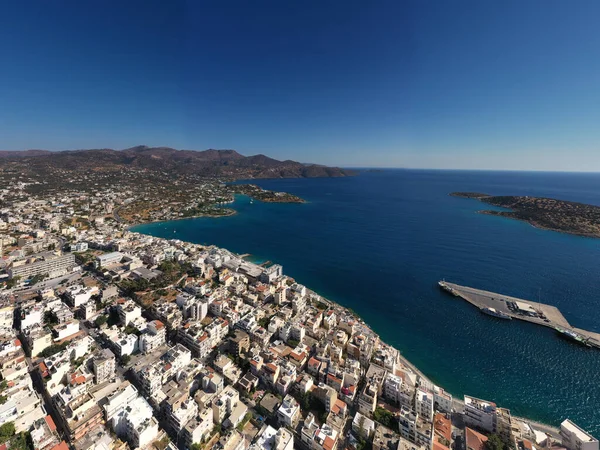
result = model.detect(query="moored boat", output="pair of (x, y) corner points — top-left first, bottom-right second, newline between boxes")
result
(555, 326), (591, 347)
(480, 307), (512, 320)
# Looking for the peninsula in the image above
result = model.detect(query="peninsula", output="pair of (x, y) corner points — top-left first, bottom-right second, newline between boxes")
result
(451, 192), (600, 238)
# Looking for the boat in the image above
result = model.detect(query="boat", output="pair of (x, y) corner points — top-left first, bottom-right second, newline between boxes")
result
(438, 280), (458, 296)
(555, 326), (591, 347)
(480, 307), (512, 320)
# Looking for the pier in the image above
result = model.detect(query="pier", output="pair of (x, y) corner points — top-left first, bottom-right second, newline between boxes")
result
(439, 281), (600, 349)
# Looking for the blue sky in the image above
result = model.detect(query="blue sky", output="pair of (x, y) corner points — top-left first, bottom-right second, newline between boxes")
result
(1, 0), (600, 170)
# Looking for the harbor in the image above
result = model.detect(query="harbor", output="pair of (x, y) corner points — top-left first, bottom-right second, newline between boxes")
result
(439, 280), (600, 349)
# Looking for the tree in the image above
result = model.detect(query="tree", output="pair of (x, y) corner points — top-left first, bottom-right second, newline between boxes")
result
(0, 422), (15, 443)
(94, 315), (108, 327)
(485, 434), (506, 450)
(120, 354), (131, 366)
(43, 311), (59, 327)
(373, 407), (398, 432)
(9, 432), (30, 450)
(190, 444), (202, 450)
(38, 342), (69, 358)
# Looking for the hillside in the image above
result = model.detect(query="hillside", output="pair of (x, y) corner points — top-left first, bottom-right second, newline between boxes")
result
(0, 145), (353, 180)
(452, 192), (600, 238)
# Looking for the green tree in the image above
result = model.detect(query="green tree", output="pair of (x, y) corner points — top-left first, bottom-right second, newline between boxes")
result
(373, 407), (398, 432)
(38, 342), (69, 358)
(190, 444), (202, 450)
(120, 354), (131, 366)
(94, 315), (108, 327)
(0, 422), (15, 443)
(8, 432), (30, 450)
(485, 434), (506, 450)
(43, 311), (59, 327)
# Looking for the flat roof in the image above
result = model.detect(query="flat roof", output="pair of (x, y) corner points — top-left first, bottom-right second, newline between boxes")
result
(562, 419), (598, 442)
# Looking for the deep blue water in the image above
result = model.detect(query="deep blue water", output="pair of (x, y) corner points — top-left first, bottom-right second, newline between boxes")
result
(133, 170), (600, 434)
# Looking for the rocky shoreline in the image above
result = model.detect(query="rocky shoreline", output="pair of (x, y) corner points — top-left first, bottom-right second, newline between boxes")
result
(451, 192), (600, 238)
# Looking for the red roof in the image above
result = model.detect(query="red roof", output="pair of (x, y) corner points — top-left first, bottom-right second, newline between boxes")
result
(51, 442), (69, 450)
(466, 427), (488, 450)
(45, 415), (57, 431)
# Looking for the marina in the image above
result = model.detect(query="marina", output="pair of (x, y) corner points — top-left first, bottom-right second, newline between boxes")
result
(439, 280), (600, 350)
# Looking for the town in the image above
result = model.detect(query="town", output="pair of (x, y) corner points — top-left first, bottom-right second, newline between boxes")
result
(0, 177), (596, 450)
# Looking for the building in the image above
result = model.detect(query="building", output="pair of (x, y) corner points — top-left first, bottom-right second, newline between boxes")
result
(249, 426), (294, 450)
(95, 252), (124, 268)
(92, 349), (116, 384)
(464, 395), (496, 434)
(415, 388), (434, 422)
(277, 394), (301, 427)
(9, 252), (76, 279)
(229, 330), (250, 356)
(212, 386), (240, 425)
(116, 300), (142, 326)
(561, 420), (599, 450)
(53, 321), (80, 341)
(138, 320), (166, 354)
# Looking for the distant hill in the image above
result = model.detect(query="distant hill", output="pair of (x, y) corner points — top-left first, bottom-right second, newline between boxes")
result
(0, 145), (354, 179)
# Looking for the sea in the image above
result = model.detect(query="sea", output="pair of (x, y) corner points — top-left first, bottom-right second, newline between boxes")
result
(132, 169), (600, 434)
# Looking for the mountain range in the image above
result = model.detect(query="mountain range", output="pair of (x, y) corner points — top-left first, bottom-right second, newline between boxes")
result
(0, 145), (353, 179)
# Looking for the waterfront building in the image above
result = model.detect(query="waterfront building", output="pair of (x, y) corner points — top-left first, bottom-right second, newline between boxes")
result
(561, 420), (599, 450)
(464, 395), (497, 434)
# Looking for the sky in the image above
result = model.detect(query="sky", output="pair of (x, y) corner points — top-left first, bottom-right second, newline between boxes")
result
(1, 0), (600, 170)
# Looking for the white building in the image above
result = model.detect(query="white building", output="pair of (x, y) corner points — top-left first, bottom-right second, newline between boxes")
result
(53, 321), (80, 341)
(415, 388), (434, 422)
(561, 420), (599, 450)
(277, 395), (301, 427)
(250, 426), (294, 450)
(464, 395), (496, 434)
(95, 252), (124, 268)
(116, 299), (142, 326)
(65, 285), (99, 307)
(433, 386), (453, 413)
(139, 320), (166, 354)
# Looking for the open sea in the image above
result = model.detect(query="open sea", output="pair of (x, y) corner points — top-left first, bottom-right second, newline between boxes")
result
(132, 169), (600, 434)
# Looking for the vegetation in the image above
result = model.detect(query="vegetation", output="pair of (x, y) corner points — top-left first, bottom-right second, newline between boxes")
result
(120, 354), (131, 366)
(293, 391), (328, 424)
(94, 315), (108, 327)
(0, 422), (15, 443)
(38, 342), (69, 358)
(43, 311), (59, 327)
(152, 436), (170, 450)
(29, 274), (47, 285)
(236, 412), (252, 431)
(453, 192), (600, 238)
(373, 407), (399, 432)
(124, 325), (141, 336)
(485, 434), (508, 450)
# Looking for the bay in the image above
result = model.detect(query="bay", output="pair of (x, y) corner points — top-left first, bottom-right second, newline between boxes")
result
(132, 169), (600, 434)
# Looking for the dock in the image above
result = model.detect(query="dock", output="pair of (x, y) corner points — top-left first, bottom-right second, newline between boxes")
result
(439, 280), (600, 349)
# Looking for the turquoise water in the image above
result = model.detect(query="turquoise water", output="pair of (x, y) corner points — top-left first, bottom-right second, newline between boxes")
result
(133, 170), (600, 434)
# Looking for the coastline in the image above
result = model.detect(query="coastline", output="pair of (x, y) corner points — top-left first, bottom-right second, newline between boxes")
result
(124, 208), (238, 230)
(130, 227), (563, 435)
(477, 210), (600, 239)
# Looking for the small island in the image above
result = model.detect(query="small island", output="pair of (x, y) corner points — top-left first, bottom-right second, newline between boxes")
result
(451, 192), (600, 238)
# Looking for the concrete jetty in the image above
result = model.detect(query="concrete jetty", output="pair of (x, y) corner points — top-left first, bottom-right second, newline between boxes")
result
(439, 280), (600, 349)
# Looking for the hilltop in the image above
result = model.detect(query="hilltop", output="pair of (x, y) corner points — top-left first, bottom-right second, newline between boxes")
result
(0, 145), (353, 180)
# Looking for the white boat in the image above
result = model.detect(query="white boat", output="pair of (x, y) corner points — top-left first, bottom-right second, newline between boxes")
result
(480, 307), (512, 320)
